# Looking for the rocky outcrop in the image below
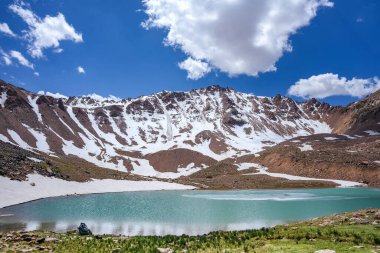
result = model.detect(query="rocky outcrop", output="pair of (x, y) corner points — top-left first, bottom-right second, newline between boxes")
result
(254, 134), (380, 187)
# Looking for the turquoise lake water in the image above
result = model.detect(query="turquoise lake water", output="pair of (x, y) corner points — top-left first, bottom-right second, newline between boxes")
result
(1, 188), (380, 235)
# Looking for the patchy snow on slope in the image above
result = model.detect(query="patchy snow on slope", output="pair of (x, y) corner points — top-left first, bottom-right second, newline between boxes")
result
(7, 130), (31, 150)
(299, 143), (313, 151)
(241, 163), (365, 188)
(324, 136), (339, 141)
(341, 134), (356, 139)
(364, 130), (380, 136)
(0, 174), (195, 208)
(27, 157), (43, 163)
(237, 163), (257, 171)
(0, 91), (7, 108)
(23, 124), (51, 153)
(27, 95), (43, 122)
(0, 133), (10, 143)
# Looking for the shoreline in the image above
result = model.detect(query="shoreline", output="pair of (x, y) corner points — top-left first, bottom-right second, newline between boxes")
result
(1, 186), (373, 211)
(0, 171), (369, 209)
(0, 174), (195, 209)
(1, 208), (380, 252)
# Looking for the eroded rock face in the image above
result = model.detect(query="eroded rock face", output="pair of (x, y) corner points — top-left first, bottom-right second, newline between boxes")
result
(0, 79), (379, 179)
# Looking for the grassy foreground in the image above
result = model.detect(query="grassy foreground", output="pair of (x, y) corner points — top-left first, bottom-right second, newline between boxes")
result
(1, 209), (380, 253)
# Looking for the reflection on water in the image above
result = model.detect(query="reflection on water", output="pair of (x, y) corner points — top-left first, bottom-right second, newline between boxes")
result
(1, 188), (380, 236)
(0, 220), (282, 236)
(182, 192), (363, 201)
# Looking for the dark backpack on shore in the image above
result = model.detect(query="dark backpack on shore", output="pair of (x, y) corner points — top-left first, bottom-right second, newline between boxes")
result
(78, 223), (92, 235)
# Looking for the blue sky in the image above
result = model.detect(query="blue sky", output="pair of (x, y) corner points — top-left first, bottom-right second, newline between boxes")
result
(0, 0), (379, 105)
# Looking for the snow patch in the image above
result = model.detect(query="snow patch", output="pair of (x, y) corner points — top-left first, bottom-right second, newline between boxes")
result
(7, 130), (31, 150)
(364, 130), (380, 136)
(0, 133), (10, 143)
(27, 157), (43, 163)
(27, 95), (43, 122)
(299, 143), (313, 152)
(341, 134), (356, 140)
(324, 136), (339, 141)
(0, 174), (195, 208)
(23, 124), (51, 153)
(237, 163), (257, 171)
(0, 92), (7, 108)
(240, 163), (365, 188)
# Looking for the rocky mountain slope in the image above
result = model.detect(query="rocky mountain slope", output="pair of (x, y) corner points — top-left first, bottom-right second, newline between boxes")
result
(0, 80), (379, 184)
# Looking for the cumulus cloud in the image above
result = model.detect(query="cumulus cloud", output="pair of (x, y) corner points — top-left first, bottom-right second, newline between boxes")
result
(34, 71), (39, 76)
(178, 57), (211, 80)
(77, 66), (85, 74)
(142, 0), (333, 79)
(9, 1), (83, 58)
(0, 22), (16, 37)
(288, 73), (380, 99)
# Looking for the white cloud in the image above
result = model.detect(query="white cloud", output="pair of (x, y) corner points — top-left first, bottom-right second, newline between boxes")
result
(9, 1), (83, 58)
(77, 66), (85, 74)
(1, 50), (12, 65)
(142, 0), (333, 78)
(9, 50), (34, 69)
(0, 22), (16, 37)
(1, 49), (34, 69)
(53, 48), (64, 53)
(84, 93), (121, 102)
(38, 91), (68, 99)
(288, 73), (380, 99)
(356, 18), (364, 23)
(34, 71), (39, 76)
(178, 57), (211, 80)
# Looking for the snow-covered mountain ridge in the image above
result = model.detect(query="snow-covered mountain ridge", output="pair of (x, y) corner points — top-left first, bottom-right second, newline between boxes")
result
(0, 80), (337, 178)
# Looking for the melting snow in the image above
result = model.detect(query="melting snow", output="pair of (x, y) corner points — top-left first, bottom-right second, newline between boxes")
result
(27, 95), (43, 122)
(237, 163), (257, 171)
(27, 157), (43, 163)
(0, 174), (195, 208)
(240, 163), (365, 188)
(0, 133), (10, 143)
(299, 143), (313, 151)
(0, 92), (7, 108)
(7, 130), (31, 150)
(341, 134), (356, 139)
(364, 130), (380, 136)
(324, 136), (339, 141)
(23, 124), (51, 153)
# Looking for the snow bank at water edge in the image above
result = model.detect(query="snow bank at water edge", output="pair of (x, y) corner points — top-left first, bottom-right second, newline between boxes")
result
(0, 174), (195, 208)
(240, 163), (365, 188)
